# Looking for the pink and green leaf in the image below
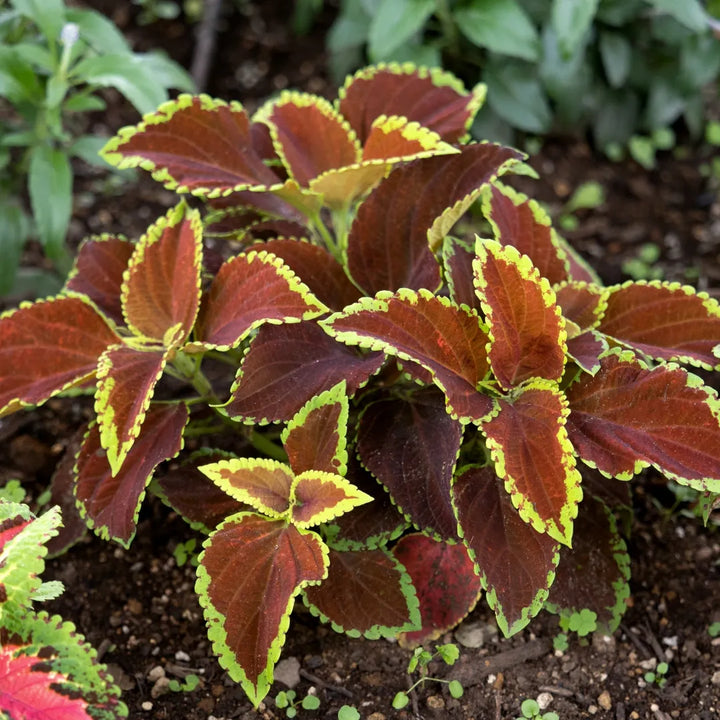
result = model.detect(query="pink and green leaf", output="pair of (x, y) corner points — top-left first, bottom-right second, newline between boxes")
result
(599, 280), (720, 370)
(481, 381), (582, 546)
(282, 381), (349, 476)
(453, 465), (559, 636)
(100, 94), (281, 197)
(74, 403), (188, 546)
(198, 458), (294, 517)
(289, 471), (373, 528)
(338, 63), (486, 144)
(224, 321), (384, 424)
(474, 238), (567, 389)
(0, 296), (119, 417)
(196, 514), (328, 706)
(482, 184), (570, 285)
(566, 348), (720, 489)
(303, 547), (420, 638)
(188, 250), (329, 351)
(94, 346), (168, 475)
(121, 202), (202, 346)
(64, 234), (134, 326)
(545, 496), (630, 633)
(323, 290), (494, 422)
(357, 386), (462, 541)
(393, 533), (482, 648)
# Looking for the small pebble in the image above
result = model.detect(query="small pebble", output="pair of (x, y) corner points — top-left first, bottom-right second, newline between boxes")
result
(598, 690), (612, 710)
(146, 666), (165, 682)
(588, 704), (598, 714)
(367, 714), (386, 720)
(151, 676), (170, 698)
(141, 701), (152, 711)
(711, 670), (720, 685)
(537, 692), (553, 710)
(175, 650), (190, 662)
(274, 656), (301, 688)
(426, 695), (445, 709)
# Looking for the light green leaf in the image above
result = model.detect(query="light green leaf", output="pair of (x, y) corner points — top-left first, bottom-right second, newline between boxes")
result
(0, 46), (44, 105)
(62, 92), (107, 112)
(0, 201), (29, 295)
(10, 41), (54, 72)
(551, 0), (599, 57)
(66, 6), (131, 54)
(11, 0), (66, 41)
(368, 0), (435, 60)
(644, 0), (708, 32)
(137, 51), (196, 93)
(599, 31), (633, 87)
(69, 134), (110, 166)
(645, 78), (687, 129)
(455, 0), (540, 61)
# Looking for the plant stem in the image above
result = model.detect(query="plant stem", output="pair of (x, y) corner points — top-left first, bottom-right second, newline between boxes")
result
(250, 430), (287, 461)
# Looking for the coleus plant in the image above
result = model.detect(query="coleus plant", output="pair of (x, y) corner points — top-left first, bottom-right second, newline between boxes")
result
(0, 501), (127, 718)
(1, 63), (720, 707)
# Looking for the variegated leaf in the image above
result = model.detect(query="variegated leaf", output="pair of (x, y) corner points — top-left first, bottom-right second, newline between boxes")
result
(554, 281), (607, 330)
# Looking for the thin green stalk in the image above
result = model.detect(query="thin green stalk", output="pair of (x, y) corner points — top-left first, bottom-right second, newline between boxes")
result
(250, 430), (288, 462)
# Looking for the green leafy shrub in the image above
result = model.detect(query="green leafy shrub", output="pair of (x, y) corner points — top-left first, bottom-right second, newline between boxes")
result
(0, 64), (719, 709)
(328, 0), (720, 151)
(0, 0), (194, 298)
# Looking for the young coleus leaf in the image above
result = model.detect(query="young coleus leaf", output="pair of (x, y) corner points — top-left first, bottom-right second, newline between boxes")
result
(566, 348), (720, 489)
(322, 289), (494, 422)
(223, 321), (383, 424)
(453, 465), (560, 637)
(196, 513), (329, 707)
(337, 63), (486, 144)
(357, 385), (462, 541)
(481, 380), (582, 546)
(0, 296), (119, 417)
(545, 495), (630, 634)
(566, 330), (609, 376)
(100, 94), (282, 197)
(598, 280), (720, 370)
(393, 533), (482, 648)
(303, 547), (420, 638)
(554, 281), (608, 331)
(346, 143), (522, 295)
(473, 238), (567, 390)
(482, 183), (570, 285)
(187, 250), (329, 352)
(74, 403), (188, 547)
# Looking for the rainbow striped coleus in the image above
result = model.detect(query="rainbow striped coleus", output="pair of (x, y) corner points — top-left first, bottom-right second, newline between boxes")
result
(1, 64), (719, 707)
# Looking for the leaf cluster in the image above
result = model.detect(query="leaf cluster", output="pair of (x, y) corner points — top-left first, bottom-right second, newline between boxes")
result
(1, 63), (719, 709)
(327, 0), (720, 152)
(0, 0), (194, 298)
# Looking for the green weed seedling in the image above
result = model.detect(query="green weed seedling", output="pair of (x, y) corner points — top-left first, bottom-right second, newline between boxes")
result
(337, 707), (360, 720)
(275, 689), (321, 718)
(708, 622), (720, 638)
(557, 181), (605, 231)
(392, 643), (464, 709)
(168, 673), (200, 693)
(553, 633), (569, 653)
(644, 661), (669, 688)
(173, 538), (199, 567)
(622, 243), (664, 282)
(516, 698), (559, 720)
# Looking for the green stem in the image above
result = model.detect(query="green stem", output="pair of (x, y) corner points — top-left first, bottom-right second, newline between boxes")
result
(310, 211), (339, 261)
(434, 0), (460, 59)
(250, 430), (287, 462)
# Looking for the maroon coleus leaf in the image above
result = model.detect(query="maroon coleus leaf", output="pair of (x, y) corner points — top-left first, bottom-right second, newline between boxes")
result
(262, 239), (361, 311)
(0, 296), (119, 417)
(453, 465), (559, 636)
(121, 202), (202, 346)
(566, 330), (608, 376)
(482, 184), (569, 285)
(566, 349), (720, 488)
(95, 346), (168, 475)
(346, 143), (521, 295)
(323, 290), (494, 422)
(474, 238), (567, 390)
(545, 495), (630, 633)
(224, 321), (384, 424)
(74, 403), (188, 546)
(442, 237), (480, 311)
(100, 94), (281, 196)
(289, 471), (372, 528)
(563, 241), (602, 284)
(153, 450), (248, 532)
(598, 281), (720, 370)
(303, 547), (420, 636)
(282, 382), (348, 476)
(338, 64), (485, 144)
(393, 533), (482, 647)
(196, 513), (328, 706)
(357, 386), (462, 541)
(554, 281), (607, 330)
(64, 235), (134, 326)
(481, 380), (582, 546)
(188, 250), (329, 352)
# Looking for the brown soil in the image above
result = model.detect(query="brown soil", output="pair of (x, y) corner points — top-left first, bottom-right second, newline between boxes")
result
(3, 2), (720, 719)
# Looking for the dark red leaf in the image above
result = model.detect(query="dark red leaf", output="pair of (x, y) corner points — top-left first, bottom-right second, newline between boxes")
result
(453, 466), (559, 636)
(197, 515), (327, 704)
(101, 95), (280, 195)
(65, 235), (134, 326)
(474, 239), (566, 389)
(122, 203), (202, 345)
(0, 296), (119, 416)
(554, 281), (606, 330)
(75, 403), (188, 546)
(304, 548), (418, 636)
(225, 321), (384, 423)
(443, 238), (480, 311)
(599, 281), (720, 369)
(566, 330), (608, 376)
(483, 184), (569, 284)
(566, 350), (720, 486)
(324, 290), (494, 422)
(357, 386), (462, 541)
(394, 534), (482, 647)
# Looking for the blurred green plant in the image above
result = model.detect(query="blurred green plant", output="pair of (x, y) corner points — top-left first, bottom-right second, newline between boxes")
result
(556, 180), (606, 231)
(132, 0), (205, 25)
(0, 0), (194, 298)
(622, 242), (664, 281)
(327, 0), (720, 153)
